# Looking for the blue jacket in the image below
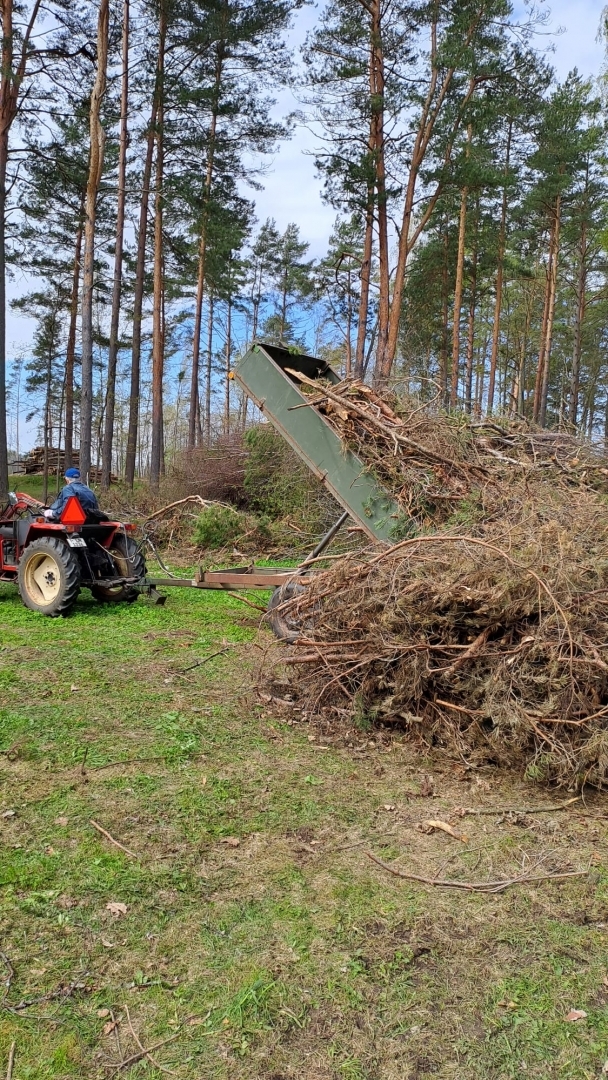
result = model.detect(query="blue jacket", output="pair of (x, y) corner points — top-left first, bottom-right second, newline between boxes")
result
(48, 481), (99, 519)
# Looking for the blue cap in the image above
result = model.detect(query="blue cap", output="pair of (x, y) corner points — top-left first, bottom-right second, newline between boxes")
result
(65, 467), (80, 479)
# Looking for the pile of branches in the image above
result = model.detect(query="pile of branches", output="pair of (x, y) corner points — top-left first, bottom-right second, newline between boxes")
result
(276, 377), (608, 787)
(171, 434), (249, 506)
(290, 371), (608, 528)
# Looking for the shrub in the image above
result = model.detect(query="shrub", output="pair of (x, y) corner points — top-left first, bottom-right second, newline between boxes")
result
(244, 425), (317, 520)
(193, 505), (243, 549)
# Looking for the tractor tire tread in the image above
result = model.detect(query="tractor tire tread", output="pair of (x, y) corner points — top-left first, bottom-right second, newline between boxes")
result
(18, 536), (80, 617)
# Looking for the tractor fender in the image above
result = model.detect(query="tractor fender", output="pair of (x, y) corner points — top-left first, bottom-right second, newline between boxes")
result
(16, 520), (66, 548)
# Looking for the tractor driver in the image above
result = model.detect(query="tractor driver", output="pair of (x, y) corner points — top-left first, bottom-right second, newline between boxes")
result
(43, 468), (100, 521)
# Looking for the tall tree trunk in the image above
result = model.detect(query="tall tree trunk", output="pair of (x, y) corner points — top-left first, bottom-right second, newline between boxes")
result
(251, 263), (261, 342)
(149, 2), (166, 488)
(124, 96), (157, 487)
(476, 317), (491, 417)
(0, 0), (43, 499)
(486, 119), (512, 415)
(569, 212), (587, 428)
(370, 0), (390, 382)
(64, 213), (84, 469)
(439, 223), (449, 403)
(42, 337), (53, 504)
(353, 2), (378, 378)
(375, 12), (479, 384)
(450, 140), (469, 408)
(225, 282), (232, 434)
(101, 0), (129, 488)
(464, 201), (478, 413)
(537, 195), (561, 427)
(354, 171), (374, 376)
(511, 289), (533, 417)
(56, 365), (65, 493)
(80, 0), (109, 482)
(0, 4), (10, 500)
(188, 44), (224, 448)
(205, 292), (214, 446)
(532, 257), (551, 422)
(345, 267), (353, 377)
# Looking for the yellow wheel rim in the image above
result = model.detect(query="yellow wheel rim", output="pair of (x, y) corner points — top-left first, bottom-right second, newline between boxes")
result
(24, 552), (62, 604)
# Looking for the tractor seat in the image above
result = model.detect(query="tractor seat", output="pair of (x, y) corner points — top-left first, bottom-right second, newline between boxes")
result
(85, 508), (110, 524)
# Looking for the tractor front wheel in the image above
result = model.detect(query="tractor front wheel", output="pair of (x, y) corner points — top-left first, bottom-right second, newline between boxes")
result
(91, 534), (146, 604)
(18, 537), (81, 616)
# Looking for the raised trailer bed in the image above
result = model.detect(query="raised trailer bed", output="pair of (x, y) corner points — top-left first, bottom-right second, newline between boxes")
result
(232, 342), (400, 542)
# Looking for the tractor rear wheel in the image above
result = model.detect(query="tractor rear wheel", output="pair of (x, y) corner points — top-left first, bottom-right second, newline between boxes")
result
(91, 534), (145, 603)
(18, 537), (80, 616)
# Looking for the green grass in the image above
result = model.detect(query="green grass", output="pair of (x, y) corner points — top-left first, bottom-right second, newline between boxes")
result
(8, 474), (48, 501)
(1, 576), (608, 1078)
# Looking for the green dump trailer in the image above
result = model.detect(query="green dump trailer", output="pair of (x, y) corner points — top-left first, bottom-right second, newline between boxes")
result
(145, 343), (400, 615)
(233, 342), (400, 543)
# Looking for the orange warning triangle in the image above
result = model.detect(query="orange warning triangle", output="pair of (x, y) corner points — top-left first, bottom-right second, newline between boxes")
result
(60, 495), (87, 526)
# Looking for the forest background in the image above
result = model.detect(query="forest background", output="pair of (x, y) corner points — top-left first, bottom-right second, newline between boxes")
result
(1, 0), (608, 500)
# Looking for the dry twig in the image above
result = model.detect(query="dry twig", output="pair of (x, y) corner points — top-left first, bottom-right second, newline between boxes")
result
(0, 953), (14, 1006)
(124, 1006), (174, 1074)
(89, 820), (138, 860)
(5, 1042), (15, 1080)
(177, 645), (233, 675)
(459, 797), (581, 816)
(103, 1031), (182, 1074)
(366, 851), (589, 893)
(144, 496), (238, 524)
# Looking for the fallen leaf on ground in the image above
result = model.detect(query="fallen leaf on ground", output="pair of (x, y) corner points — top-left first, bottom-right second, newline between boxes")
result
(102, 1020), (118, 1036)
(420, 820), (468, 842)
(220, 837), (240, 847)
(201, 776), (207, 787)
(565, 1009), (587, 1022)
(70, 685), (80, 692)
(1, 809), (15, 818)
(106, 901), (128, 917)
(97, 1008), (110, 1018)
(101, 939), (116, 948)
(54, 816), (68, 826)
(382, 804), (396, 812)
(602, 1061), (608, 1074)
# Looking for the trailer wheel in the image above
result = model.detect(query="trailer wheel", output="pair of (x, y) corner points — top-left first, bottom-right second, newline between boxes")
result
(266, 582), (306, 642)
(18, 537), (80, 616)
(91, 535), (146, 603)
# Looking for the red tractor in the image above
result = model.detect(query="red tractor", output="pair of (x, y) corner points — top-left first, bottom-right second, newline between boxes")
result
(0, 490), (146, 616)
